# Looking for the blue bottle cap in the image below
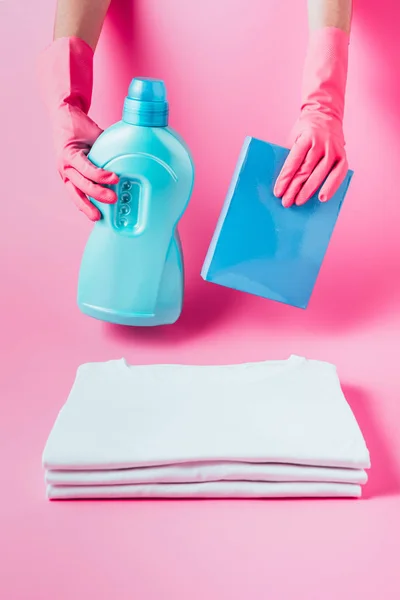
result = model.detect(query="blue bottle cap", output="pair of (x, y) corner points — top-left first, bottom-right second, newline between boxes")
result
(122, 78), (169, 127)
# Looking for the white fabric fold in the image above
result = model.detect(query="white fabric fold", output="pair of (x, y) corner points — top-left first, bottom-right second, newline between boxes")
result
(43, 356), (370, 500)
(45, 462), (367, 486)
(47, 481), (362, 500)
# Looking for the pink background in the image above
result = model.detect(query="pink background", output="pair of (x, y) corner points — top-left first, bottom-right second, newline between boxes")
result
(1, 0), (400, 597)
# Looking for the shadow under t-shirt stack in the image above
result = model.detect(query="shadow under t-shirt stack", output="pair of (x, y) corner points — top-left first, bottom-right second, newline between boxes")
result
(43, 356), (370, 499)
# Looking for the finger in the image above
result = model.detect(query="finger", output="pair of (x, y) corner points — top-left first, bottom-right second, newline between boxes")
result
(65, 180), (101, 221)
(281, 147), (323, 208)
(294, 151), (336, 206)
(319, 157), (348, 202)
(70, 150), (119, 185)
(274, 135), (311, 199)
(65, 168), (117, 204)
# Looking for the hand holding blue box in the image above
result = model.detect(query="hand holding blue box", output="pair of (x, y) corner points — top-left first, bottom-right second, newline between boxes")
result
(202, 137), (353, 309)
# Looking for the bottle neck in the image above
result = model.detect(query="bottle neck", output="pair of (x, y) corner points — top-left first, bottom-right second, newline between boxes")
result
(122, 97), (169, 127)
(122, 78), (169, 127)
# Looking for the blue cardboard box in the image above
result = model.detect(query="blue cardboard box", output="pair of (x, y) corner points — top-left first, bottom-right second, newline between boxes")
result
(201, 137), (353, 309)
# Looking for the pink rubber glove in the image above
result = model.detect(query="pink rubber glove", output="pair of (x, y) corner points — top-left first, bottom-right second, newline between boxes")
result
(38, 37), (118, 220)
(274, 27), (349, 208)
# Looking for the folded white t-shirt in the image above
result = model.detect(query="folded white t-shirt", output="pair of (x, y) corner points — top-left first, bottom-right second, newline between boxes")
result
(43, 356), (370, 474)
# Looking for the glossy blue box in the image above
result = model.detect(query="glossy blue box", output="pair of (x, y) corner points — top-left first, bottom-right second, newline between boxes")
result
(201, 137), (353, 309)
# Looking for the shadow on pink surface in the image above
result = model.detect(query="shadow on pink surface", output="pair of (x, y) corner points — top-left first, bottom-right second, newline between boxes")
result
(343, 385), (400, 499)
(103, 281), (239, 345)
(100, 232), (400, 344)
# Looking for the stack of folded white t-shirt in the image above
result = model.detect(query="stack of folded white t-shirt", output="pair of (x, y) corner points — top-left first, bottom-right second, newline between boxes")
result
(43, 356), (370, 499)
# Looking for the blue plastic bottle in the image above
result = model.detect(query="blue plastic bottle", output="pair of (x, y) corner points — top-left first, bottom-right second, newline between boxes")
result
(77, 78), (194, 326)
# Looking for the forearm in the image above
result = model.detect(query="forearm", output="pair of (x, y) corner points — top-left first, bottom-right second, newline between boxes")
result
(307, 0), (352, 33)
(54, 0), (111, 50)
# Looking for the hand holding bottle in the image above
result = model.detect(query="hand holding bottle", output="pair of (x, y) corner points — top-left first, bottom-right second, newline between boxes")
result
(38, 36), (118, 220)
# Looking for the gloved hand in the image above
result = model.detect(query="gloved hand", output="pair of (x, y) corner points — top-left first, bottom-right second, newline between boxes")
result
(274, 27), (349, 208)
(38, 36), (118, 221)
